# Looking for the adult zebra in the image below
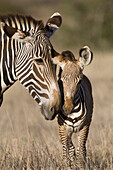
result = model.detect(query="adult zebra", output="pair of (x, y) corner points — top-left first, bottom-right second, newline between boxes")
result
(0, 12), (62, 120)
(52, 46), (93, 169)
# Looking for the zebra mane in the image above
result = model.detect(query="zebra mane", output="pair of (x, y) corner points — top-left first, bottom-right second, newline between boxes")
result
(0, 14), (44, 32)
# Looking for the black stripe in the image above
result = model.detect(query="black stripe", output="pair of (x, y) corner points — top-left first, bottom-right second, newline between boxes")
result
(29, 86), (49, 99)
(25, 82), (41, 91)
(20, 73), (48, 90)
(8, 39), (12, 63)
(0, 94), (3, 106)
(80, 86), (84, 102)
(80, 86), (85, 112)
(3, 37), (10, 85)
(7, 17), (12, 26)
(9, 40), (16, 81)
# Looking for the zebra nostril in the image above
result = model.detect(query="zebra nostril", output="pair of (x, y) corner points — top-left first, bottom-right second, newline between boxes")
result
(50, 107), (54, 112)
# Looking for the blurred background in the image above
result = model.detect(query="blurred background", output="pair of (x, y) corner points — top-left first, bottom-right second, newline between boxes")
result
(0, 0), (113, 169)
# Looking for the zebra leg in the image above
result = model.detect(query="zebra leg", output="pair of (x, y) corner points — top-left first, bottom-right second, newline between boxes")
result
(76, 125), (89, 169)
(68, 136), (76, 169)
(59, 124), (75, 169)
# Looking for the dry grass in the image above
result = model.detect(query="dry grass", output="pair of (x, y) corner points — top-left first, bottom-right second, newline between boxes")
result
(0, 52), (113, 169)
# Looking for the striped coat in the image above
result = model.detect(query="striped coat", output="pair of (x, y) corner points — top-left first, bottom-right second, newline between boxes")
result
(52, 46), (93, 169)
(0, 13), (62, 120)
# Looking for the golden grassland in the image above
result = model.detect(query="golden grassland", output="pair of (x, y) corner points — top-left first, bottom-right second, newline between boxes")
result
(0, 52), (113, 169)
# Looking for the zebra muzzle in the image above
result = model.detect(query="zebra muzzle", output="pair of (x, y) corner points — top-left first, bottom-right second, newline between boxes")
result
(63, 96), (73, 115)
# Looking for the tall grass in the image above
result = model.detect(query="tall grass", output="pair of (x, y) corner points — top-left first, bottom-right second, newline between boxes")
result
(0, 53), (113, 169)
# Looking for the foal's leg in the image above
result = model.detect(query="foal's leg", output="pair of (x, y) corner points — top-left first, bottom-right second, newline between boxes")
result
(59, 124), (75, 169)
(76, 125), (89, 169)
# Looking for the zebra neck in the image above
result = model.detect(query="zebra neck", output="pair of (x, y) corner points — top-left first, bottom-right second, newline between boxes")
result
(71, 85), (85, 116)
(73, 85), (85, 111)
(60, 84), (86, 124)
(0, 33), (18, 95)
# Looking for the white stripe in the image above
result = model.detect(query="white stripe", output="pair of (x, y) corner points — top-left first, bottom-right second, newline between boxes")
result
(1, 30), (7, 91)
(15, 17), (21, 29)
(17, 63), (46, 85)
(28, 85), (49, 103)
(74, 119), (84, 127)
(65, 120), (73, 126)
(11, 19), (16, 28)
(68, 105), (83, 119)
(5, 19), (10, 26)
(50, 12), (61, 18)
(15, 47), (27, 67)
(22, 78), (49, 94)
(17, 63), (31, 77)
(49, 24), (58, 29)
(74, 102), (80, 109)
(5, 62), (14, 84)
(16, 59), (31, 74)
(30, 20), (34, 29)
(27, 83), (49, 94)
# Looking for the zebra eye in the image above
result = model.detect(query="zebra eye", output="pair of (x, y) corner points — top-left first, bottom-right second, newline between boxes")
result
(35, 58), (44, 65)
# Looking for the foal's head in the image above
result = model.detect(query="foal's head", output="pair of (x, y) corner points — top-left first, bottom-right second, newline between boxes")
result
(52, 46), (93, 115)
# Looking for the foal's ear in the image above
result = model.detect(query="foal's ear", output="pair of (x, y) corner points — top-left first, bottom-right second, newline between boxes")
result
(1, 22), (31, 42)
(52, 50), (75, 69)
(45, 12), (62, 38)
(51, 50), (65, 69)
(77, 46), (93, 69)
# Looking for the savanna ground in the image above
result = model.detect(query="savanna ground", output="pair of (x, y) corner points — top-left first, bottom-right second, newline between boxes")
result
(0, 0), (113, 169)
(0, 52), (113, 170)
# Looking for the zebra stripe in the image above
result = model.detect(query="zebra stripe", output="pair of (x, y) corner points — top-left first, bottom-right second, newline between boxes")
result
(0, 13), (62, 120)
(58, 76), (93, 169)
(0, 15), (42, 93)
(59, 84), (86, 130)
(54, 47), (93, 169)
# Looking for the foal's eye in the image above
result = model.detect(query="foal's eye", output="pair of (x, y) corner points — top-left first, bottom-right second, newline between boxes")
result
(35, 58), (44, 65)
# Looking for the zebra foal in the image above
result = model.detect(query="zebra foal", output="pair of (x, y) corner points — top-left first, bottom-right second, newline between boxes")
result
(0, 13), (62, 120)
(52, 46), (93, 169)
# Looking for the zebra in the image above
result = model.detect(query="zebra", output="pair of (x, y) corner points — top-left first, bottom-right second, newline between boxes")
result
(0, 12), (62, 120)
(52, 46), (93, 169)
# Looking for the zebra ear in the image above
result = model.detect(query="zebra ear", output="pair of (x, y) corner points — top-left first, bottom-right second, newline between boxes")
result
(52, 51), (67, 69)
(45, 12), (62, 38)
(77, 46), (93, 69)
(1, 22), (30, 41)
